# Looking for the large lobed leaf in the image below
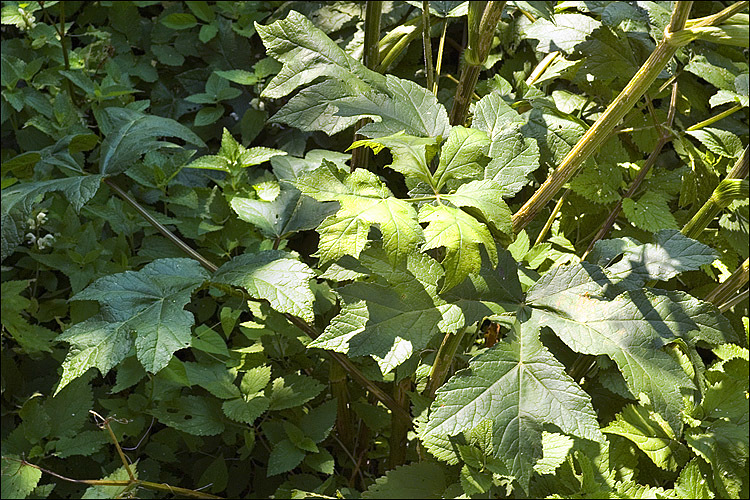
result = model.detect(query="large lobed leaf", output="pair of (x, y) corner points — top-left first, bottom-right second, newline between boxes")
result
(310, 250), (463, 374)
(295, 164), (423, 264)
(57, 258), (209, 393)
(422, 321), (605, 490)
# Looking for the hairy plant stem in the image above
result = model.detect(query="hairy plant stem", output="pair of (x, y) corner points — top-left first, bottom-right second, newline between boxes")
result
(330, 361), (355, 451)
(512, 1), (695, 233)
(105, 177), (411, 424)
(388, 376), (412, 468)
(351, 1), (382, 171)
(582, 82), (679, 259)
(705, 258), (749, 311)
(449, 1), (506, 125)
(426, 327), (468, 398)
(681, 146), (749, 239)
(422, 1), (435, 92)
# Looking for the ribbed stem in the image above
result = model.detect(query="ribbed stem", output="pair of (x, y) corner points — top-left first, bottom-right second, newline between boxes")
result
(704, 259), (749, 309)
(426, 328), (467, 398)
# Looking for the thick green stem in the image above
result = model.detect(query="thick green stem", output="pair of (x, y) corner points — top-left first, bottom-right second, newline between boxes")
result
(704, 259), (749, 311)
(681, 146), (749, 239)
(582, 83), (679, 259)
(512, 1), (695, 233)
(388, 376), (412, 468)
(426, 328), (468, 398)
(449, 1), (506, 125)
(422, 1), (435, 92)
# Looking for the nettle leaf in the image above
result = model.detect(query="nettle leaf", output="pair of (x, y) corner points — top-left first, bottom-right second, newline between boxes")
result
(603, 404), (690, 471)
(99, 107), (205, 176)
(256, 10), (385, 100)
(526, 262), (733, 433)
(212, 250), (316, 323)
(534, 432), (575, 475)
(296, 165), (423, 264)
(472, 93), (540, 196)
(522, 104), (587, 169)
(442, 179), (513, 236)
(336, 74), (451, 138)
(433, 126), (490, 191)
(58, 259), (209, 393)
(1, 456), (42, 499)
(310, 251), (463, 374)
(686, 127), (744, 159)
(150, 395), (225, 436)
(362, 461), (448, 499)
(1, 174), (103, 261)
(187, 128), (285, 173)
(591, 230), (717, 289)
(420, 203), (498, 292)
(350, 131), (441, 189)
(268, 373), (324, 411)
(622, 190), (678, 233)
(422, 321), (604, 490)
(685, 420), (748, 499)
(569, 160), (624, 205)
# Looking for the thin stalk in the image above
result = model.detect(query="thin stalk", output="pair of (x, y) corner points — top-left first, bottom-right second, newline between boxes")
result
(104, 178), (218, 272)
(90, 410), (135, 482)
(705, 258), (749, 308)
(534, 189), (569, 246)
(681, 146), (749, 239)
(422, 1), (435, 92)
(582, 82), (679, 259)
(426, 328), (468, 398)
(377, 16), (440, 73)
(526, 51), (559, 86)
(686, 1), (749, 28)
(449, 1), (506, 125)
(686, 103), (743, 131)
(719, 289), (748, 312)
(433, 19), (448, 94)
(388, 376), (412, 468)
(512, 1), (695, 233)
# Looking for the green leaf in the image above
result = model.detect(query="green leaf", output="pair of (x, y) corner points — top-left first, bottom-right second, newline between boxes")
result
(443, 179), (513, 236)
(472, 93), (539, 196)
(215, 69), (258, 85)
(569, 160), (624, 205)
(420, 203), (498, 292)
(685, 420), (748, 499)
(296, 166), (423, 264)
(433, 126), (490, 190)
(161, 12), (198, 30)
(335, 74), (451, 138)
(603, 404), (689, 471)
(422, 321), (604, 490)
(674, 458), (716, 500)
(362, 462), (448, 499)
(1, 280), (56, 353)
(350, 131), (440, 189)
(231, 185), (338, 239)
(184, 361), (241, 399)
(212, 251), (316, 323)
(591, 230), (717, 288)
(301, 399), (337, 443)
(1, 456), (42, 500)
(522, 105), (586, 169)
(256, 10), (385, 99)
(267, 439), (306, 476)
(59, 259), (209, 391)
(622, 190), (678, 233)
(268, 373), (324, 410)
(53, 430), (109, 458)
(524, 13), (602, 53)
(240, 365), (272, 396)
(2, 175), (103, 261)
(310, 250), (463, 373)
(99, 108), (205, 175)
(194, 105), (224, 126)
(222, 396), (269, 425)
(151, 396), (225, 436)
(534, 432), (575, 475)
(686, 128), (744, 159)
(526, 262), (725, 433)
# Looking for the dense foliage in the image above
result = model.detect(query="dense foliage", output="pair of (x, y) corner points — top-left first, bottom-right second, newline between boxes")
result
(1, 1), (748, 498)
